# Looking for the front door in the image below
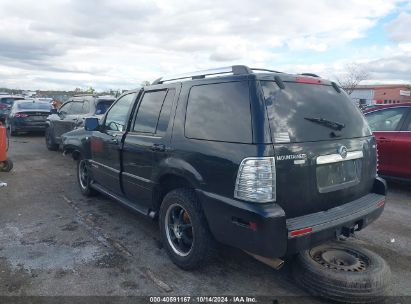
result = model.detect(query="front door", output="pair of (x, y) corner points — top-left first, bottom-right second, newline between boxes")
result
(89, 92), (138, 194)
(394, 108), (411, 178)
(122, 85), (179, 208)
(366, 107), (409, 176)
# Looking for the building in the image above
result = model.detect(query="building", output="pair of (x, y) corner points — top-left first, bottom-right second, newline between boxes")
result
(349, 84), (411, 106)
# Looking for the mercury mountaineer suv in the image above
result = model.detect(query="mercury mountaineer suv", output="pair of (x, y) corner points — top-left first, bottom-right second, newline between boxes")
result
(69, 65), (387, 269)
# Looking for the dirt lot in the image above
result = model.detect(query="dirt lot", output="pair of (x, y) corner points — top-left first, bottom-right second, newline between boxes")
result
(0, 134), (410, 301)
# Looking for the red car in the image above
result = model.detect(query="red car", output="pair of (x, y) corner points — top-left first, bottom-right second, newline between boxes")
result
(364, 103), (411, 181)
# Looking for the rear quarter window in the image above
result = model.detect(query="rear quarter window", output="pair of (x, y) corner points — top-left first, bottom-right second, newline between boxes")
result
(185, 81), (252, 143)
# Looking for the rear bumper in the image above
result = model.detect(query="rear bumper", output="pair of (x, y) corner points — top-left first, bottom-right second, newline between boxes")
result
(199, 177), (387, 258)
(13, 122), (47, 132)
(286, 192), (385, 254)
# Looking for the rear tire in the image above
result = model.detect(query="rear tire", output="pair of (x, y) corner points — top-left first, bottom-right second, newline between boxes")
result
(293, 241), (391, 303)
(77, 158), (97, 197)
(8, 123), (17, 136)
(159, 188), (216, 270)
(45, 127), (59, 151)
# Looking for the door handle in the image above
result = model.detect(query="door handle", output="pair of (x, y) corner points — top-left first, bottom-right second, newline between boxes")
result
(379, 137), (391, 143)
(150, 144), (166, 152)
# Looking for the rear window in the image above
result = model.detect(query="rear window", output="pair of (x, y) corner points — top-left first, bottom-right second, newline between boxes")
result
(1, 97), (24, 105)
(95, 100), (115, 115)
(261, 81), (371, 143)
(17, 102), (51, 110)
(185, 81), (252, 143)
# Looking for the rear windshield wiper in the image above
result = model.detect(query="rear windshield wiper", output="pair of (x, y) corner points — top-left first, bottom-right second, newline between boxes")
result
(304, 117), (345, 131)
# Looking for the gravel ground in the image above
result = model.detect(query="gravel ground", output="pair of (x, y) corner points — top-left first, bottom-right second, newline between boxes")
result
(0, 134), (410, 302)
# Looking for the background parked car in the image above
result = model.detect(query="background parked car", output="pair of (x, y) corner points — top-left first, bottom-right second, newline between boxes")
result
(7, 99), (52, 135)
(45, 94), (116, 150)
(364, 103), (411, 181)
(0, 95), (25, 123)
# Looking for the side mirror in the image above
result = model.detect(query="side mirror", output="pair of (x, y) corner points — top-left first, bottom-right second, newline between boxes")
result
(50, 108), (58, 114)
(84, 117), (100, 131)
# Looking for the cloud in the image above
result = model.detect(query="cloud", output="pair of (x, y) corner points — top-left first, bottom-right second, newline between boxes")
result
(0, 0), (408, 90)
(385, 12), (411, 42)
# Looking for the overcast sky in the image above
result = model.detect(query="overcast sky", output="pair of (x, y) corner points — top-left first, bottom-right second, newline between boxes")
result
(0, 0), (410, 91)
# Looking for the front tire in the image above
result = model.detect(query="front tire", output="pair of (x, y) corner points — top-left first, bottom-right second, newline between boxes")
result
(77, 158), (97, 197)
(159, 188), (216, 270)
(45, 127), (59, 151)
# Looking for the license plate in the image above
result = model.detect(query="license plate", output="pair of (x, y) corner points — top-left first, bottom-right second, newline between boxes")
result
(31, 116), (45, 121)
(316, 159), (362, 193)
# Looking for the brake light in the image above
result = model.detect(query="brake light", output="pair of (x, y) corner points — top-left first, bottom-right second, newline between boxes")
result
(376, 199), (385, 207)
(15, 113), (29, 118)
(0, 104), (7, 109)
(290, 227), (313, 237)
(295, 76), (322, 85)
(234, 157), (276, 203)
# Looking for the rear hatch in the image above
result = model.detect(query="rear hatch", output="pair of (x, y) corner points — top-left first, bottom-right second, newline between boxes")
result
(261, 77), (377, 218)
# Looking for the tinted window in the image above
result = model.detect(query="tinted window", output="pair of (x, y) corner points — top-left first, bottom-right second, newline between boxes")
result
(95, 100), (115, 115)
(185, 81), (252, 143)
(105, 93), (136, 131)
(133, 90), (167, 133)
(0, 97), (24, 105)
(261, 81), (371, 143)
(365, 108), (408, 131)
(156, 89), (175, 136)
(17, 102), (51, 110)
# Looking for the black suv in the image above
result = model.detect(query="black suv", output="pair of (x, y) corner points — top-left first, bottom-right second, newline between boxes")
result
(45, 94), (116, 150)
(70, 66), (386, 269)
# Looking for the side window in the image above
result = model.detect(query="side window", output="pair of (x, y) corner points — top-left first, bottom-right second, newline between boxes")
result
(185, 81), (252, 143)
(133, 90), (167, 134)
(70, 102), (84, 115)
(105, 93), (136, 131)
(59, 102), (72, 115)
(366, 108), (408, 131)
(82, 100), (90, 114)
(405, 112), (411, 131)
(156, 89), (175, 136)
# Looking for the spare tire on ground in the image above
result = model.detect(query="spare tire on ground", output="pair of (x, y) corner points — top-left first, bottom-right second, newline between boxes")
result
(293, 241), (391, 303)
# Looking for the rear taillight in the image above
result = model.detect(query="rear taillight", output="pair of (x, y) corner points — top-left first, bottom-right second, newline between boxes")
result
(15, 113), (29, 118)
(0, 104), (8, 109)
(234, 157), (276, 203)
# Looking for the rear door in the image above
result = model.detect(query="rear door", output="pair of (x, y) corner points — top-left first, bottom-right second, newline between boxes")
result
(365, 107), (409, 177)
(261, 80), (376, 218)
(122, 85), (179, 208)
(89, 92), (138, 194)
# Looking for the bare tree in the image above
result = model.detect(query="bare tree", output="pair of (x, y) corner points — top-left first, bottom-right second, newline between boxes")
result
(336, 63), (370, 95)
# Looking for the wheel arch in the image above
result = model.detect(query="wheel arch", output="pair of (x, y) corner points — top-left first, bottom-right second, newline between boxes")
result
(152, 172), (199, 214)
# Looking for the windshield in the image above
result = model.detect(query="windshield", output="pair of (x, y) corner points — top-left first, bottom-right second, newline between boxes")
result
(17, 102), (51, 110)
(261, 81), (371, 143)
(95, 100), (115, 115)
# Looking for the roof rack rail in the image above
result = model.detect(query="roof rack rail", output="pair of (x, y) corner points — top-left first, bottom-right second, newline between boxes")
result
(72, 93), (96, 97)
(251, 68), (282, 74)
(300, 73), (320, 78)
(152, 65), (252, 85)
